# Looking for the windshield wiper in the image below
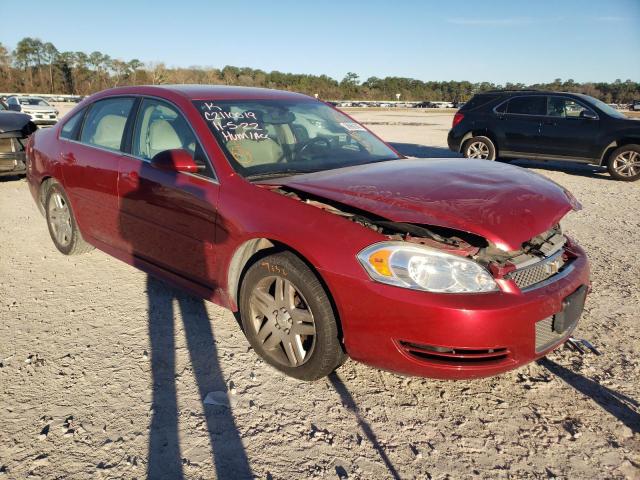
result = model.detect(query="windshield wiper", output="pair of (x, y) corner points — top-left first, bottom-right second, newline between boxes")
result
(246, 169), (316, 181)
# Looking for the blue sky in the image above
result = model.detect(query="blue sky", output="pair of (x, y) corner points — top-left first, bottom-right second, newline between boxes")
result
(2, 0), (639, 84)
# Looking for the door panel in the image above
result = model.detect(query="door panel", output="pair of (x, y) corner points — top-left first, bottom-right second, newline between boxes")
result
(118, 157), (220, 286)
(496, 96), (547, 154)
(60, 142), (124, 247)
(60, 97), (136, 247)
(537, 97), (600, 158)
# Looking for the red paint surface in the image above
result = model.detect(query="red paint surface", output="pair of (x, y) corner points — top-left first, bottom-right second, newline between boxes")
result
(26, 85), (590, 379)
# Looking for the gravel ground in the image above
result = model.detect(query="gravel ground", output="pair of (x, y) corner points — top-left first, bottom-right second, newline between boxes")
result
(0, 110), (638, 479)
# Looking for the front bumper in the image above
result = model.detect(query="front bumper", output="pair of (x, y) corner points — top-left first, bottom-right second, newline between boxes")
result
(323, 242), (590, 379)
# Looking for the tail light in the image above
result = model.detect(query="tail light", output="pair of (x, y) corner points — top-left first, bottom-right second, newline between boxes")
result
(452, 112), (464, 128)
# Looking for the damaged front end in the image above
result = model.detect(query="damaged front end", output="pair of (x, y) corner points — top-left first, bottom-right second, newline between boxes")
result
(272, 186), (577, 293)
(0, 112), (37, 177)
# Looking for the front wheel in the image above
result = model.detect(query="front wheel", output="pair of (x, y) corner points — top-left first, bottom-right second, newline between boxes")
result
(462, 136), (497, 160)
(239, 251), (346, 381)
(607, 144), (640, 181)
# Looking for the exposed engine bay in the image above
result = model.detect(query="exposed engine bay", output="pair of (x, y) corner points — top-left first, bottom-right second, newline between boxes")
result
(271, 186), (572, 282)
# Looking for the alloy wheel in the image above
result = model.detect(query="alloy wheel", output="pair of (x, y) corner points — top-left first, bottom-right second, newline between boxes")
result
(248, 276), (317, 367)
(48, 191), (72, 247)
(467, 141), (490, 159)
(612, 150), (640, 178)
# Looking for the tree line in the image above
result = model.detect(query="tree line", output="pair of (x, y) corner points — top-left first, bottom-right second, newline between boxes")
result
(1, 37), (639, 103)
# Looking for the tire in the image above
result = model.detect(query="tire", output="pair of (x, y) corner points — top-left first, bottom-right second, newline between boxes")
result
(45, 181), (94, 255)
(607, 144), (640, 181)
(462, 136), (497, 160)
(239, 251), (346, 381)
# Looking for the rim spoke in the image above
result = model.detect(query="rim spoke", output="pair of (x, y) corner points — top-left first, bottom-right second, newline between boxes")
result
(263, 329), (282, 350)
(256, 316), (277, 342)
(274, 277), (285, 305)
(282, 338), (304, 366)
(283, 280), (296, 309)
(252, 289), (275, 317)
(293, 322), (315, 336)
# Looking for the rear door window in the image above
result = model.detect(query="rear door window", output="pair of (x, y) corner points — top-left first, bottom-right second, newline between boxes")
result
(506, 96), (547, 116)
(80, 98), (135, 151)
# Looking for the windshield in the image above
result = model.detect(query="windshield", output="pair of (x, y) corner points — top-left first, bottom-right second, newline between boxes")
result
(193, 99), (400, 179)
(584, 95), (627, 119)
(19, 98), (50, 106)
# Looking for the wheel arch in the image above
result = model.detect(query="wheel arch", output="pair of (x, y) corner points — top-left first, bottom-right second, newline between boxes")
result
(599, 138), (640, 166)
(460, 129), (499, 153)
(37, 176), (55, 216)
(226, 237), (345, 342)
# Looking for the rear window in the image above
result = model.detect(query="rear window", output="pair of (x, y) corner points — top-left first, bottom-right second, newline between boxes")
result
(80, 98), (134, 151)
(60, 109), (85, 140)
(506, 96), (546, 115)
(459, 94), (500, 111)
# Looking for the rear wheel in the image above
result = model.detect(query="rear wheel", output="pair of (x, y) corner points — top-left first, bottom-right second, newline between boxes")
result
(239, 251), (346, 380)
(462, 136), (497, 160)
(45, 182), (94, 255)
(607, 144), (640, 181)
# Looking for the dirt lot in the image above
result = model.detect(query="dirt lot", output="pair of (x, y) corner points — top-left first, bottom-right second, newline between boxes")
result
(0, 110), (638, 480)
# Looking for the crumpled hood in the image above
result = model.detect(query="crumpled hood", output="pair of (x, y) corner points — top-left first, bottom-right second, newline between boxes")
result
(0, 112), (37, 137)
(264, 159), (579, 251)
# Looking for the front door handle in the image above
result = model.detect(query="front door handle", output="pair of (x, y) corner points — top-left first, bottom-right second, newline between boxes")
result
(543, 120), (556, 126)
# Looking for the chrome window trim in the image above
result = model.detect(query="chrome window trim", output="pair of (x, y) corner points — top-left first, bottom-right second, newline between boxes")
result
(58, 94), (219, 183)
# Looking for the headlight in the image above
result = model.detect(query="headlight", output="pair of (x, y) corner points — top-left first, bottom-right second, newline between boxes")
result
(357, 242), (498, 293)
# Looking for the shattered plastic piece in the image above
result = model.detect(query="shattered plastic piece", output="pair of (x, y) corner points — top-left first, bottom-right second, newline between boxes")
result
(203, 391), (239, 408)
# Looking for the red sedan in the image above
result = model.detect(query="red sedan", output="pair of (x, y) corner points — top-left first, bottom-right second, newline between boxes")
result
(26, 85), (590, 380)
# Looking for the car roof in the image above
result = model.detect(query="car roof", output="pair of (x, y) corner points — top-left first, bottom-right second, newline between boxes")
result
(90, 84), (313, 102)
(481, 90), (588, 98)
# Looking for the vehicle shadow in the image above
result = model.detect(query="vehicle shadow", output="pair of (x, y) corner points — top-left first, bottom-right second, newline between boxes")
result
(509, 159), (614, 181)
(388, 142), (460, 158)
(328, 372), (401, 480)
(537, 358), (640, 433)
(119, 160), (252, 479)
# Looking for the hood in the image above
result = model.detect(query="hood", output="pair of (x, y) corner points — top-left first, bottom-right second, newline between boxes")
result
(20, 105), (56, 113)
(0, 112), (38, 137)
(262, 159), (579, 251)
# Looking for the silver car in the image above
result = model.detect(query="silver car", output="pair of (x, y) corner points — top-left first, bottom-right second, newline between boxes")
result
(6, 96), (59, 125)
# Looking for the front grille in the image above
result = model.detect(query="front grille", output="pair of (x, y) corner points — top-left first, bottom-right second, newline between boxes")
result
(398, 341), (509, 366)
(535, 315), (578, 353)
(507, 251), (566, 290)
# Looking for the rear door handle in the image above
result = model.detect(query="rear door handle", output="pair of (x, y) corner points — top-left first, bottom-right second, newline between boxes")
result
(543, 120), (556, 126)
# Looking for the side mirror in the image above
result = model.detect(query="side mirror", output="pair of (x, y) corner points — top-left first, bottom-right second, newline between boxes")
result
(580, 110), (597, 120)
(150, 149), (203, 173)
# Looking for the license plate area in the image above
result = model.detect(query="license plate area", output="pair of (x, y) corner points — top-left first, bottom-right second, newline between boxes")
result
(553, 285), (587, 333)
(535, 285), (587, 353)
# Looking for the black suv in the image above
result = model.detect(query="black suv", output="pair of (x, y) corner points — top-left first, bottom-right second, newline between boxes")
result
(447, 90), (640, 181)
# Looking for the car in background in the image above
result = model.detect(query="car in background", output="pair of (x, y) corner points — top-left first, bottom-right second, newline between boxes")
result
(0, 103), (37, 177)
(632, 100), (640, 112)
(6, 96), (59, 125)
(27, 85), (590, 381)
(448, 90), (640, 181)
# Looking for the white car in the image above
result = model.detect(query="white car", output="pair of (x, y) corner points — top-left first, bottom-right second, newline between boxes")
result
(6, 96), (59, 125)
